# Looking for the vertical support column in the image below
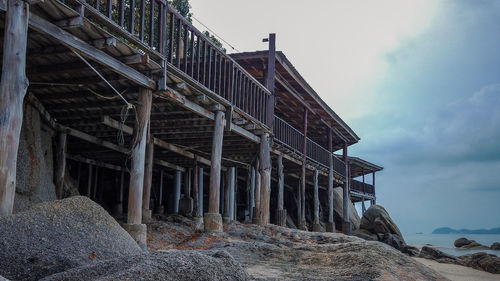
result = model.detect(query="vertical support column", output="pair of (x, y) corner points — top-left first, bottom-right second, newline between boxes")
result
(342, 143), (351, 234)
(276, 155), (286, 226)
(93, 166), (99, 200)
(297, 179), (301, 227)
(180, 168), (193, 215)
(124, 88), (152, 250)
(224, 167), (235, 222)
(372, 172), (376, 205)
(198, 167), (204, 217)
(173, 170), (181, 213)
(155, 169), (164, 214)
(249, 165), (255, 222)
(258, 133), (271, 225)
(87, 164), (93, 197)
(142, 136), (154, 222)
(326, 128), (335, 232)
(312, 169), (320, 232)
(361, 168), (366, 215)
(264, 33), (276, 129)
(0, 0), (29, 216)
(55, 133), (67, 199)
(204, 110), (225, 232)
(300, 107), (308, 230)
(193, 165), (199, 216)
(223, 168), (231, 222)
(113, 170), (125, 217)
(233, 168), (237, 221)
(252, 159), (261, 224)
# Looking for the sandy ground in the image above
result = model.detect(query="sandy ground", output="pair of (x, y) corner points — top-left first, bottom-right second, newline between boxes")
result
(414, 257), (500, 281)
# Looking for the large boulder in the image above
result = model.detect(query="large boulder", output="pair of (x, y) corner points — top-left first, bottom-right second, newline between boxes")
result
(491, 242), (500, 250)
(41, 250), (249, 281)
(0, 196), (141, 280)
(453, 237), (488, 249)
(418, 246), (461, 265)
(333, 187), (360, 229)
(454, 237), (471, 248)
(459, 252), (500, 274)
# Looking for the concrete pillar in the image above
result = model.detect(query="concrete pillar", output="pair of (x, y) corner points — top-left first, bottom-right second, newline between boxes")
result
(179, 168), (193, 215)
(312, 169), (320, 232)
(173, 170), (181, 213)
(276, 155), (286, 226)
(204, 110), (224, 232)
(223, 167), (235, 222)
(125, 88), (152, 250)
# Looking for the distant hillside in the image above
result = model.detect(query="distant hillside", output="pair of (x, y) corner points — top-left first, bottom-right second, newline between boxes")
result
(432, 227), (500, 234)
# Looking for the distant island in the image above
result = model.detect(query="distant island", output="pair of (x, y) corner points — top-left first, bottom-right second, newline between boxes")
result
(432, 227), (500, 234)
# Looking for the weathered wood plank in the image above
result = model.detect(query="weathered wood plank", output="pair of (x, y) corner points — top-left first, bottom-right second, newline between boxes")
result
(208, 110), (224, 214)
(258, 133), (271, 225)
(0, 0), (29, 216)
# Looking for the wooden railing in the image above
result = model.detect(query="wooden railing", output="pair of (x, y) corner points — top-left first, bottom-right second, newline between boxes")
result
(74, 0), (272, 126)
(273, 116), (346, 177)
(350, 179), (375, 196)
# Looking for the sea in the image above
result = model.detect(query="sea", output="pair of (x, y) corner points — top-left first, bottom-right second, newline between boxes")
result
(404, 233), (500, 257)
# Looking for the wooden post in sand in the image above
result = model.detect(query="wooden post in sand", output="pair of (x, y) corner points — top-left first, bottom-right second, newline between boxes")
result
(204, 110), (224, 232)
(312, 169), (320, 232)
(326, 128), (335, 232)
(0, 0), (29, 216)
(258, 133), (271, 225)
(123, 88), (152, 250)
(252, 158), (261, 224)
(300, 107), (308, 230)
(275, 155), (286, 226)
(55, 133), (67, 199)
(342, 143), (351, 234)
(142, 135), (154, 222)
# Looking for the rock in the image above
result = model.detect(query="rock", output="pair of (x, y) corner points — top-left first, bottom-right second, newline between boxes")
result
(402, 245), (421, 257)
(0, 275), (9, 281)
(0, 196), (141, 280)
(41, 250), (249, 281)
(491, 242), (500, 250)
(454, 237), (471, 247)
(360, 205), (403, 238)
(333, 187), (360, 229)
(418, 246), (461, 264)
(459, 252), (500, 274)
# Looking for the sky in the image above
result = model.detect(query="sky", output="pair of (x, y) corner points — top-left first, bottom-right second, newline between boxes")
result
(189, 0), (500, 234)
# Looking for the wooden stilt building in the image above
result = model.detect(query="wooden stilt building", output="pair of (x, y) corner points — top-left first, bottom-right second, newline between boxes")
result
(0, 0), (382, 246)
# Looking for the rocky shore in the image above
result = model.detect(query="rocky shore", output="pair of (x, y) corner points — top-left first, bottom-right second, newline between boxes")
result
(0, 196), (450, 281)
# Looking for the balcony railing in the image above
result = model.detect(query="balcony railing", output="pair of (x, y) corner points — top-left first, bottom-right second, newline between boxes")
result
(74, 0), (272, 126)
(350, 179), (375, 196)
(274, 116), (345, 177)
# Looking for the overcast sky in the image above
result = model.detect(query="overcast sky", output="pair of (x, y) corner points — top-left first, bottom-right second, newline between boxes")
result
(189, 0), (500, 234)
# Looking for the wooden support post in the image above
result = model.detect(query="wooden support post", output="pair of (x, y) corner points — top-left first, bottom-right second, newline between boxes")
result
(265, 33), (276, 128)
(198, 167), (204, 217)
(173, 170), (181, 213)
(224, 167), (235, 222)
(87, 164), (92, 197)
(55, 133), (67, 199)
(276, 155), (286, 226)
(342, 143), (351, 234)
(204, 110), (224, 232)
(327, 128), (335, 232)
(156, 169), (164, 214)
(258, 133), (271, 225)
(193, 164), (199, 217)
(0, 0), (29, 216)
(252, 158), (261, 224)
(223, 168), (231, 222)
(372, 172), (376, 205)
(362, 197), (366, 215)
(179, 168), (193, 216)
(249, 166), (255, 222)
(142, 136), (154, 222)
(312, 169), (320, 232)
(126, 88), (152, 226)
(300, 107), (308, 230)
(113, 170), (125, 216)
(297, 178), (301, 227)
(93, 166), (99, 200)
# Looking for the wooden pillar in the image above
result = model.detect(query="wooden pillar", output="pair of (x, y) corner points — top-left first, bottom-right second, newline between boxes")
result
(312, 169), (320, 231)
(126, 88), (152, 225)
(276, 155), (286, 226)
(297, 178), (301, 227)
(342, 143), (351, 234)
(233, 168), (237, 221)
(173, 170), (181, 213)
(204, 110), (224, 232)
(142, 136), (154, 221)
(156, 169), (164, 214)
(258, 133), (271, 225)
(265, 33), (276, 128)
(300, 107), (308, 230)
(193, 165), (199, 216)
(93, 166), (99, 200)
(87, 164), (93, 197)
(252, 158), (261, 224)
(0, 0), (29, 216)
(327, 128), (335, 232)
(113, 170), (125, 216)
(223, 168), (230, 221)
(372, 172), (376, 205)
(362, 197), (366, 215)
(249, 165), (256, 222)
(224, 167), (235, 222)
(55, 133), (67, 199)
(198, 167), (204, 217)
(179, 167), (193, 215)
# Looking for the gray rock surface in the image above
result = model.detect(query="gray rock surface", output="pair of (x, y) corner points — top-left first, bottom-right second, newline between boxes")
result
(14, 104), (56, 213)
(0, 196), (141, 280)
(418, 246), (461, 264)
(41, 250), (249, 281)
(453, 237), (489, 250)
(333, 187), (361, 229)
(459, 252), (500, 274)
(491, 242), (500, 250)
(454, 237), (471, 248)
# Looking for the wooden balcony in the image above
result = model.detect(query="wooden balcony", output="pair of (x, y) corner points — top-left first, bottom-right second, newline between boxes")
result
(273, 116), (346, 177)
(350, 179), (375, 202)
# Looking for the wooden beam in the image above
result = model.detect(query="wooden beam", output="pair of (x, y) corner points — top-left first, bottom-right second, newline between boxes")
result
(66, 154), (122, 171)
(59, 125), (129, 154)
(154, 159), (185, 172)
(0, 0), (29, 216)
(28, 13), (155, 89)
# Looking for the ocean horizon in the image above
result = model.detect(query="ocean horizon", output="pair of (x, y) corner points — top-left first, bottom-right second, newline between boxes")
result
(404, 233), (500, 257)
